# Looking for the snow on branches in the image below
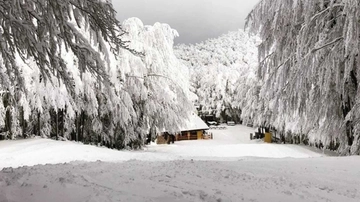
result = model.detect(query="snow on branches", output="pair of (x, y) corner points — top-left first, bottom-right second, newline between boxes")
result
(0, 0), (192, 149)
(175, 30), (259, 122)
(246, 0), (360, 154)
(0, 0), (130, 92)
(114, 18), (193, 144)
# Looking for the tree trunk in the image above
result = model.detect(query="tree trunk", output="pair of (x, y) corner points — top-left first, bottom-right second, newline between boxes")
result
(5, 109), (11, 139)
(60, 109), (65, 138)
(56, 110), (58, 140)
(81, 111), (85, 142)
(75, 112), (79, 142)
(37, 111), (41, 137)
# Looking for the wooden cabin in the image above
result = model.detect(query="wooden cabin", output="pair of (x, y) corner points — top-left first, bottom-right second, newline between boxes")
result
(157, 113), (210, 144)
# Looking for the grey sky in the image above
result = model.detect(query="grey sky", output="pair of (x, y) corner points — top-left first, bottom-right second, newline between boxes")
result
(113, 0), (260, 44)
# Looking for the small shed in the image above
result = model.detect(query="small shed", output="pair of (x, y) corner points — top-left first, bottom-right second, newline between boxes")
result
(176, 113), (210, 141)
(157, 113), (210, 144)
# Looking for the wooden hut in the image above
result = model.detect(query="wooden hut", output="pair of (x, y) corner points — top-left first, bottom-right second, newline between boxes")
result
(157, 113), (210, 144)
(176, 113), (209, 141)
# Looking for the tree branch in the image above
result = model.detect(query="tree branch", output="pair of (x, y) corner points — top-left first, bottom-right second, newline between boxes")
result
(259, 52), (275, 66)
(310, 4), (344, 24)
(311, 37), (344, 53)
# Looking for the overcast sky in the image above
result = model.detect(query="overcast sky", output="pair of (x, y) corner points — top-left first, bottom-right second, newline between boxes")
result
(113, 0), (260, 44)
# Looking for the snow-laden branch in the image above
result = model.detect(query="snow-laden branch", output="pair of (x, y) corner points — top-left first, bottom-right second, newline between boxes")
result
(309, 4), (344, 24)
(259, 52), (275, 67)
(244, 0), (360, 154)
(311, 37), (344, 53)
(175, 29), (259, 121)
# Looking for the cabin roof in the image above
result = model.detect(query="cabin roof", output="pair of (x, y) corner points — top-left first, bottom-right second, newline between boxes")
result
(181, 113), (209, 131)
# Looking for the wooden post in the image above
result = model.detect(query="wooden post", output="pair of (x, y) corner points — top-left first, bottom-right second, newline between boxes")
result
(187, 132), (190, 140)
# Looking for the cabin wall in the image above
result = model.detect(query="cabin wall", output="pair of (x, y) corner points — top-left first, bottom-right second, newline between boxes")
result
(158, 129), (208, 144)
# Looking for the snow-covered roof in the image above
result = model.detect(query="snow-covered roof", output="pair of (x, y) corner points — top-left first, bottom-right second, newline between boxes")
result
(181, 113), (209, 131)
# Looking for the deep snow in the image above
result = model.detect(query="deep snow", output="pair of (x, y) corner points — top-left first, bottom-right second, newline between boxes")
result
(0, 125), (322, 169)
(1, 158), (360, 202)
(1, 125), (359, 202)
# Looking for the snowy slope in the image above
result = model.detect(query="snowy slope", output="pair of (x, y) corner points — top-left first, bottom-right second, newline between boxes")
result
(0, 125), (322, 169)
(1, 158), (360, 202)
(1, 125), (359, 202)
(0, 138), (177, 169)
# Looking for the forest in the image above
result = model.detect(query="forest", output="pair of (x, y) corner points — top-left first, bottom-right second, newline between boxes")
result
(175, 30), (259, 123)
(0, 0), (192, 149)
(244, 0), (360, 155)
(1, 0), (360, 155)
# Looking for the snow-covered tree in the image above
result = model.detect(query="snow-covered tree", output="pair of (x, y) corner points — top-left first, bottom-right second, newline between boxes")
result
(72, 18), (193, 149)
(0, 0), (127, 139)
(246, 0), (360, 154)
(0, 0), (132, 91)
(0, 5), (193, 149)
(175, 30), (258, 122)
(119, 18), (193, 144)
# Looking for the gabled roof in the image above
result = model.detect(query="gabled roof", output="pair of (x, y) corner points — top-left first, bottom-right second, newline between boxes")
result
(180, 113), (209, 131)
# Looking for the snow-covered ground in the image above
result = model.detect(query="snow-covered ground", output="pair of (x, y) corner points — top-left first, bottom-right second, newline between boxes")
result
(146, 125), (323, 159)
(0, 125), (322, 169)
(0, 137), (176, 169)
(1, 125), (359, 202)
(1, 158), (360, 202)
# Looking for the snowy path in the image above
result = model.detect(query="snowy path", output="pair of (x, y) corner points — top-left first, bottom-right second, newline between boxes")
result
(1, 158), (360, 202)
